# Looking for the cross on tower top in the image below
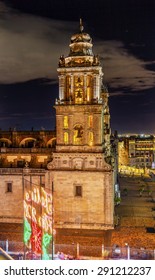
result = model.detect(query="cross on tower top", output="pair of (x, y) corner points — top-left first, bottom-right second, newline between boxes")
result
(79, 18), (84, 32)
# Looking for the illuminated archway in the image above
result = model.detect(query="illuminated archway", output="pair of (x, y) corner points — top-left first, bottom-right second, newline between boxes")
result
(19, 138), (37, 148)
(47, 138), (56, 148)
(0, 138), (12, 147)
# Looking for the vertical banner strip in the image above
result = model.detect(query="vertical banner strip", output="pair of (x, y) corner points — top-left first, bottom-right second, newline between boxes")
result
(23, 178), (53, 260)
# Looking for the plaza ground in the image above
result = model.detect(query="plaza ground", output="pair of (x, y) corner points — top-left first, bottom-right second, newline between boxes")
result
(112, 174), (155, 249)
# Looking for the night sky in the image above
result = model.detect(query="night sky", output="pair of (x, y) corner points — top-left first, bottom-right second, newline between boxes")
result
(0, 0), (155, 134)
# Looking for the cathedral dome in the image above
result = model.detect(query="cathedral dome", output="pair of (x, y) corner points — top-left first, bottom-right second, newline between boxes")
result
(68, 19), (93, 57)
(58, 20), (100, 68)
(70, 32), (92, 44)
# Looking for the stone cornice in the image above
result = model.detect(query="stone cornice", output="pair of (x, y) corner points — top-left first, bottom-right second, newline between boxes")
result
(54, 104), (103, 113)
(57, 65), (103, 74)
(47, 152), (112, 172)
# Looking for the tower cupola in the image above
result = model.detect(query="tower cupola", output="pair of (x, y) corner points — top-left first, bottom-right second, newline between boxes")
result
(59, 19), (100, 68)
(69, 19), (93, 57)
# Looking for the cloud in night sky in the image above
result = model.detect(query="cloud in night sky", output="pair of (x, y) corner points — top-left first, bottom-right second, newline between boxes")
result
(0, 2), (155, 95)
(0, 4), (73, 84)
(96, 41), (155, 93)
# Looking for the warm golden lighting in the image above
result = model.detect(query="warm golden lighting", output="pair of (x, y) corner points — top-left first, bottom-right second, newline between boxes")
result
(74, 76), (84, 104)
(73, 125), (83, 145)
(88, 115), (93, 127)
(64, 132), (69, 144)
(64, 116), (68, 128)
(86, 76), (92, 101)
(88, 131), (94, 146)
(75, 89), (83, 103)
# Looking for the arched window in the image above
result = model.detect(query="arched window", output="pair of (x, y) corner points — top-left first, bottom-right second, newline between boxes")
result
(74, 76), (84, 104)
(88, 115), (93, 127)
(64, 116), (68, 128)
(64, 132), (69, 144)
(73, 125), (83, 145)
(86, 75), (92, 102)
(88, 131), (94, 146)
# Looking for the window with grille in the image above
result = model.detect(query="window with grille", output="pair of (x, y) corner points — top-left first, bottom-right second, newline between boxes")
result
(75, 185), (82, 197)
(6, 182), (12, 192)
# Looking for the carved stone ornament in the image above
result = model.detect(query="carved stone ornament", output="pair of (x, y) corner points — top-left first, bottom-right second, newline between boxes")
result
(47, 160), (56, 170)
(102, 160), (112, 171)
(72, 157), (83, 170)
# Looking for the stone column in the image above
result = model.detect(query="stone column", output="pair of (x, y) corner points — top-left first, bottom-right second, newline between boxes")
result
(104, 172), (114, 226)
(93, 74), (97, 99)
(84, 74), (87, 101)
(93, 74), (100, 100)
(59, 75), (65, 100)
(70, 74), (74, 97)
(96, 75), (100, 100)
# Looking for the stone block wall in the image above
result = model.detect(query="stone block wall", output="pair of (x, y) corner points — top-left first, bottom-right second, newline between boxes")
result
(52, 170), (114, 230)
(0, 174), (23, 223)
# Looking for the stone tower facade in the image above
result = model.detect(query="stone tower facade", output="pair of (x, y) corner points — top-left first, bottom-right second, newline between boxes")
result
(48, 21), (114, 230)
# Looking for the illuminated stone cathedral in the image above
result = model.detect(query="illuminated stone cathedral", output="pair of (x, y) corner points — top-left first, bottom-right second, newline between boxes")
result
(0, 21), (114, 234)
(48, 20), (114, 230)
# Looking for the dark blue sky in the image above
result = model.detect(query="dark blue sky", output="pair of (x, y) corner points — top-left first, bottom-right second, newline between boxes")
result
(0, 0), (155, 133)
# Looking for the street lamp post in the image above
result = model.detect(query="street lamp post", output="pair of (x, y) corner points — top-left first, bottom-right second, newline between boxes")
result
(22, 162), (31, 260)
(125, 243), (130, 260)
(52, 181), (54, 260)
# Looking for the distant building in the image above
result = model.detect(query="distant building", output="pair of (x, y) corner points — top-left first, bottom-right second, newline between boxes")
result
(118, 137), (129, 166)
(118, 134), (155, 169)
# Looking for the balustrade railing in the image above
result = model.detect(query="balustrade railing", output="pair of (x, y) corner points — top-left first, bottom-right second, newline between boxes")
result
(0, 240), (154, 260)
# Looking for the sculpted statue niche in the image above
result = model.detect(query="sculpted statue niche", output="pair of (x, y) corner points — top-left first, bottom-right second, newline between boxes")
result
(92, 55), (100, 66)
(59, 55), (65, 67)
(73, 124), (83, 145)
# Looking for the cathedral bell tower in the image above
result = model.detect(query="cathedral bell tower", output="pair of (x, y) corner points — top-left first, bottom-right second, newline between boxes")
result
(48, 20), (114, 231)
(55, 19), (111, 154)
